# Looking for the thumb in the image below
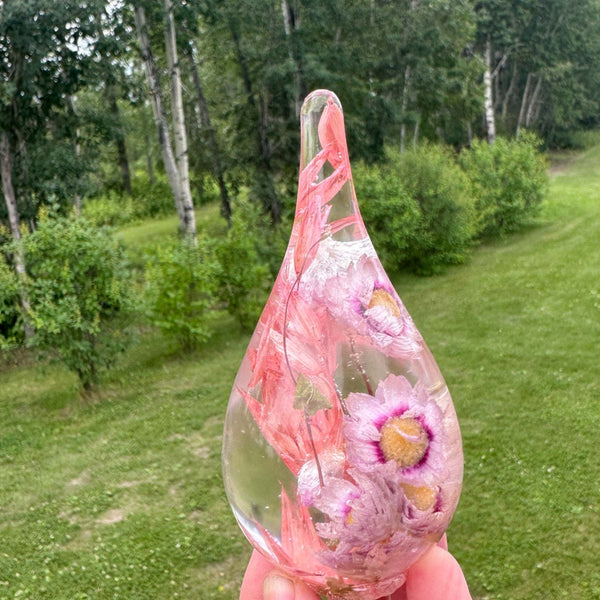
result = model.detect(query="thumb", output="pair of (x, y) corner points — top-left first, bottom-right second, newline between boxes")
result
(404, 545), (471, 600)
(263, 572), (320, 600)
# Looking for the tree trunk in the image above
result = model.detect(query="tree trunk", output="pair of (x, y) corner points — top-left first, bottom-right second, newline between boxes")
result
(228, 19), (280, 223)
(108, 86), (132, 195)
(164, 0), (196, 240)
(281, 0), (304, 116)
(134, 5), (185, 228)
(187, 42), (231, 224)
(400, 64), (411, 153)
(501, 60), (518, 122)
(525, 76), (542, 128)
(1, 131), (33, 340)
(412, 116), (420, 148)
(484, 39), (496, 144)
(516, 72), (532, 139)
(96, 8), (132, 198)
(66, 95), (83, 213)
(144, 133), (155, 183)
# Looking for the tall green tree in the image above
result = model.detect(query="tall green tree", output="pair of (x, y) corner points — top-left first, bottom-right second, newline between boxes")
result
(0, 0), (98, 338)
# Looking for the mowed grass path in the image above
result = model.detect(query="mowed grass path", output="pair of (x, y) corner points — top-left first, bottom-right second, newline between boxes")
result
(1, 147), (599, 599)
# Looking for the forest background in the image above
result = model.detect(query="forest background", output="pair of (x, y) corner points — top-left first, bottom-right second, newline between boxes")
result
(0, 1), (599, 599)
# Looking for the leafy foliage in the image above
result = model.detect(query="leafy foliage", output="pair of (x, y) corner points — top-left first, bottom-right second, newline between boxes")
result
(354, 162), (421, 269)
(357, 145), (476, 274)
(21, 212), (131, 389)
(0, 251), (22, 350)
(83, 175), (175, 227)
(460, 133), (548, 237)
(144, 239), (220, 350)
(214, 202), (274, 330)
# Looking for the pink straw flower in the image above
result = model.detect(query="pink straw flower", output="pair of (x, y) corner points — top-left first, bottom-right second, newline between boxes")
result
(297, 455), (426, 577)
(343, 374), (447, 487)
(302, 249), (422, 359)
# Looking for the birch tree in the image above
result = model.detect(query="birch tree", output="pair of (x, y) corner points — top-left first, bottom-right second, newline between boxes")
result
(483, 38), (496, 143)
(134, 4), (196, 240)
(164, 0), (196, 239)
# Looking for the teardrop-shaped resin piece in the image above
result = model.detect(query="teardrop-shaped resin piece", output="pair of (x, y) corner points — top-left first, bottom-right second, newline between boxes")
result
(222, 90), (463, 599)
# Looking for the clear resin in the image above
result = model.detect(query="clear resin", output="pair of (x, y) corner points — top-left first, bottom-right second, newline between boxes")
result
(222, 90), (463, 599)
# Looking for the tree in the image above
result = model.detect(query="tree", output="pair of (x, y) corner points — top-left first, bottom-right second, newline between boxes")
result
(0, 0), (97, 338)
(473, 0), (600, 143)
(134, 2), (197, 240)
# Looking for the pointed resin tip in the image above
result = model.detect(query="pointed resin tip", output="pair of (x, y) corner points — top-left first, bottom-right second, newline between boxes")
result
(222, 90), (463, 600)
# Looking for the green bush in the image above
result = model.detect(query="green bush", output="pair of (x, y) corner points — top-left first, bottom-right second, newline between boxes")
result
(83, 191), (135, 226)
(21, 212), (132, 389)
(83, 175), (173, 227)
(460, 133), (548, 237)
(354, 161), (421, 270)
(392, 145), (476, 273)
(355, 145), (476, 274)
(0, 252), (22, 350)
(214, 202), (273, 330)
(144, 239), (219, 350)
(130, 175), (174, 218)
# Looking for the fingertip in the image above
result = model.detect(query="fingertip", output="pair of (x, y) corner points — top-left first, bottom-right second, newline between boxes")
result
(263, 573), (295, 600)
(240, 551), (277, 599)
(405, 545), (471, 600)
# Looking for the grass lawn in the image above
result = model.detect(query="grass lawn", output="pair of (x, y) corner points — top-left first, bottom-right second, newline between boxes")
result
(1, 146), (599, 599)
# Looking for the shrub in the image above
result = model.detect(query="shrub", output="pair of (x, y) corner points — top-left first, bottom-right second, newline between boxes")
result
(354, 161), (421, 270)
(144, 239), (219, 349)
(130, 175), (174, 218)
(391, 145), (476, 273)
(355, 145), (476, 274)
(83, 175), (173, 227)
(0, 252), (22, 350)
(460, 133), (548, 238)
(21, 213), (132, 390)
(214, 202), (273, 330)
(83, 191), (135, 226)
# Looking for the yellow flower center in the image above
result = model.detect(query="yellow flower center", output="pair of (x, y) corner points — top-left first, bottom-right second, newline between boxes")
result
(401, 484), (437, 511)
(368, 288), (401, 318)
(379, 416), (429, 469)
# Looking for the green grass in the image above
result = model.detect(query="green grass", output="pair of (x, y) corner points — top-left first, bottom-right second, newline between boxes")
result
(400, 145), (600, 599)
(1, 147), (600, 599)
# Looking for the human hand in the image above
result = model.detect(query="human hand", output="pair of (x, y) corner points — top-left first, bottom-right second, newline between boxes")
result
(239, 536), (471, 600)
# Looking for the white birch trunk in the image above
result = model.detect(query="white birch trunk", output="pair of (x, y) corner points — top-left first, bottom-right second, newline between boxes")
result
(484, 39), (496, 144)
(134, 6), (185, 227)
(525, 76), (542, 128)
(1, 131), (32, 339)
(164, 0), (196, 241)
(516, 72), (532, 139)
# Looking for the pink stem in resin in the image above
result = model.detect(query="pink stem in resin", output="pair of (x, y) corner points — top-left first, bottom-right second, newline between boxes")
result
(279, 97), (360, 486)
(303, 409), (325, 487)
(350, 337), (374, 396)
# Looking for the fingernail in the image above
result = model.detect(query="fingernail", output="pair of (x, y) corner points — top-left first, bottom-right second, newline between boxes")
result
(263, 572), (295, 600)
